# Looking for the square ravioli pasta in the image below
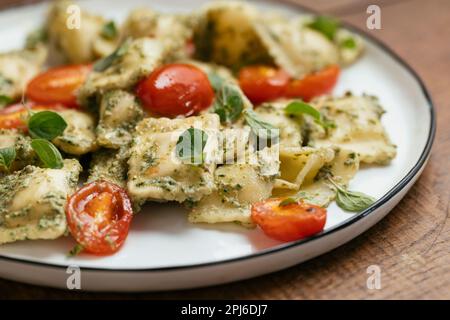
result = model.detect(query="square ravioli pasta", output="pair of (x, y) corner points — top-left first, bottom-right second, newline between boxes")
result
(127, 114), (220, 203)
(0, 159), (81, 244)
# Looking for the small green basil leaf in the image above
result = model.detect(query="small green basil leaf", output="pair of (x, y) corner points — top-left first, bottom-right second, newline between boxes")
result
(31, 139), (64, 169)
(244, 109), (279, 141)
(93, 38), (131, 72)
(0, 95), (13, 107)
(28, 111), (67, 140)
(176, 128), (209, 164)
(101, 21), (118, 40)
(213, 85), (244, 123)
(285, 101), (322, 121)
(308, 16), (340, 41)
(329, 177), (375, 212)
(0, 147), (16, 171)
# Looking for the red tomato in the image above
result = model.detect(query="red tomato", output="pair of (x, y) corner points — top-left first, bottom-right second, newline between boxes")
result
(0, 103), (65, 130)
(238, 66), (290, 104)
(26, 64), (91, 108)
(285, 65), (340, 101)
(65, 180), (134, 255)
(251, 197), (327, 242)
(136, 63), (214, 117)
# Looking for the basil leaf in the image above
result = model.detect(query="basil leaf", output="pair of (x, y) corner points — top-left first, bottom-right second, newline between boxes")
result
(340, 37), (357, 49)
(285, 101), (322, 121)
(213, 85), (244, 123)
(0, 147), (16, 171)
(285, 100), (335, 129)
(279, 197), (298, 207)
(329, 178), (375, 212)
(101, 21), (118, 40)
(28, 111), (67, 140)
(31, 139), (64, 169)
(176, 128), (209, 164)
(244, 109), (279, 141)
(208, 72), (225, 92)
(94, 38), (131, 72)
(308, 16), (340, 41)
(0, 95), (13, 107)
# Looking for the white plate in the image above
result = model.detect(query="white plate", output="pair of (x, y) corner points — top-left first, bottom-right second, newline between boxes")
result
(0, 0), (435, 291)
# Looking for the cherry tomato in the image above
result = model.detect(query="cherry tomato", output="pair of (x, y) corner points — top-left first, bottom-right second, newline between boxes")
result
(65, 180), (134, 255)
(238, 66), (290, 104)
(136, 63), (214, 117)
(251, 197), (327, 242)
(26, 64), (92, 108)
(0, 103), (65, 130)
(285, 65), (340, 101)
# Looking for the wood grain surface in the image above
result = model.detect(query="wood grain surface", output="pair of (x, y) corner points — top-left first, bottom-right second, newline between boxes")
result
(0, 0), (448, 299)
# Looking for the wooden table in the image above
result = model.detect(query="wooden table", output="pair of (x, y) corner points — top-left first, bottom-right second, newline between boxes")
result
(0, 0), (448, 299)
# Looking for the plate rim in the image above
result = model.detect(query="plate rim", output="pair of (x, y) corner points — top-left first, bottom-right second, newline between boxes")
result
(0, 0), (436, 272)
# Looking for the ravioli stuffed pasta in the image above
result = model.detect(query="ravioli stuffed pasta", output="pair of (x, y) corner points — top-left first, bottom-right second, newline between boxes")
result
(0, 1), (396, 254)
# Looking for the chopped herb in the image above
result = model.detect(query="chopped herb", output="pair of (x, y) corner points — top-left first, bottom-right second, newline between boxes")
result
(0, 147), (16, 171)
(25, 27), (47, 49)
(93, 38), (131, 72)
(328, 177), (375, 212)
(68, 244), (84, 257)
(28, 111), (67, 140)
(31, 139), (64, 169)
(0, 95), (13, 107)
(244, 109), (279, 141)
(101, 21), (118, 40)
(341, 37), (357, 49)
(308, 16), (340, 41)
(279, 197), (298, 207)
(176, 127), (208, 164)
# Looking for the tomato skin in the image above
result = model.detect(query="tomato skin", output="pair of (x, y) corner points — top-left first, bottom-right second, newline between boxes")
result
(251, 198), (327, 242)
(136, 63), (214, 117)
(65, 180), (134, 255)
(26, 64), (91, 108)
(285, 65), (340, 101)
(0, 103), (65, 130)
(238, 66), (290, 105)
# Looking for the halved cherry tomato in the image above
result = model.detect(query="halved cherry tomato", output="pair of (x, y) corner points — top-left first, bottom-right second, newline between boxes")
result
(251, 197), (327, 242)
(136, 63), (214, 117)
(26, 64), (92, 108)
(0, 103), (65, 130)
(238, 66), (290, 104)
(65, 180), (134, 255)
(285, 65), (340, 101)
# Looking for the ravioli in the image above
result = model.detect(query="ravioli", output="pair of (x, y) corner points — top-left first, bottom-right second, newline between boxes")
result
(52, 109), (97, 155)
(189, 147), (279, 226)
(253, 101), (303, 147)
(96, 90), (144, 149)
(77, 37), (166, 106)
(46, 0), (118, 64)
(0, 129), (38, 173)
(0, 159), (81, 245)
(88, 147), (129, 188)
(0, 46), (47, 104)
(308, 94), (397, 165)
(127, 114), (220, 204)
(122, 8), (194, 61)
